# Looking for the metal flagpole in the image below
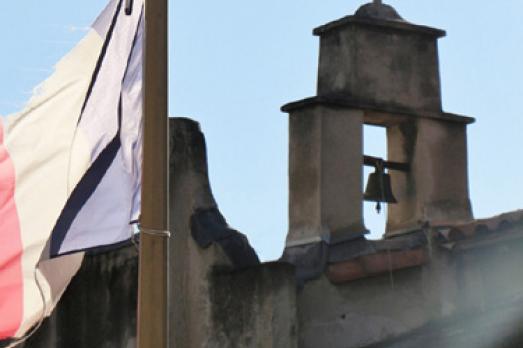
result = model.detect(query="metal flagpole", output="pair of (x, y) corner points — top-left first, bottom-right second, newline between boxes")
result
(137, 0), (169, 346)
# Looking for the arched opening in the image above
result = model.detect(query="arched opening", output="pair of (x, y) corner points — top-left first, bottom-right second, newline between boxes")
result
(364, 124), (387, 240)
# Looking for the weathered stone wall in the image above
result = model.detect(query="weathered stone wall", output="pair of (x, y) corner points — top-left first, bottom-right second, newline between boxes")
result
(20, 245), (139, 348)
(210, 263), (297, 348)
(17, 245), (297, 348)
(296, 229), (523, 348)
(169, 118), (296, 348)
(316, 22), (443, 113)
(298, 266), (431, 348)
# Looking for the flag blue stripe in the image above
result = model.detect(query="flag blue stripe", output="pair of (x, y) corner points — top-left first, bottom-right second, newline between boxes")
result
(48, 6), (144, 258)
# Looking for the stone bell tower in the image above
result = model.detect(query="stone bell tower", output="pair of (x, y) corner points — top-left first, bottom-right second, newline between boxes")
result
(282, 1), (474, 248)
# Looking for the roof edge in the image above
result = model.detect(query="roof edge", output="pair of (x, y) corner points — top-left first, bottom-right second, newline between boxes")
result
(313, 15), (446, 38)
(281, 96), (475, 125)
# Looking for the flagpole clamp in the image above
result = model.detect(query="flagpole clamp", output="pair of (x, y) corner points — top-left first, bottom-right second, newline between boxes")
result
(139, 227), (171, 238)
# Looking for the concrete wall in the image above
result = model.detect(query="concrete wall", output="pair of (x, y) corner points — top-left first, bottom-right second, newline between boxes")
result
(17, 247), (297, 348)
(210, 263), (297, 348)
(169, 118), (297, 348)
(20, 246), (139, 348)
(298, 268), (429, 348)
(317, 22), (443, 113)
(287, 105), (366, 246)
(387, 118), (473, 234)
(296, 228), (523, 348)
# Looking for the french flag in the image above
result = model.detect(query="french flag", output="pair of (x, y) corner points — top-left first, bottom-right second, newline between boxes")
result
(0, 0), (143, 342)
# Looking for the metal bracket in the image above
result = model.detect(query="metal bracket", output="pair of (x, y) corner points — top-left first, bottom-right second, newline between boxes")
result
(364, 155), (409, 172)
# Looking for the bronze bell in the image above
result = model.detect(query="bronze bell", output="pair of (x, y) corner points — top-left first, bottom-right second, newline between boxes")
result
(364, 162), (397, 214)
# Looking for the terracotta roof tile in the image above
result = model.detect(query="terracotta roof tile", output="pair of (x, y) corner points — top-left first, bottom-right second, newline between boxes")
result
(437, 209), (523, 245)
(326, 248), (428, 284)
(325, 210), (523, 284)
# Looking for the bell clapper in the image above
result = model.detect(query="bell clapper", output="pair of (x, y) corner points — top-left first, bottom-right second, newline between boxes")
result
(376, 201), (382, 214)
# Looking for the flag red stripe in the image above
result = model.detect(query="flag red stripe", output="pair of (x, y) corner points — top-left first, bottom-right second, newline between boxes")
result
(0, 122), (24, 339)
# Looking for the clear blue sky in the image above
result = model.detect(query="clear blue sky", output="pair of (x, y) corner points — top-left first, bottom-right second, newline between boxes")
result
(1, 1), (522, 261)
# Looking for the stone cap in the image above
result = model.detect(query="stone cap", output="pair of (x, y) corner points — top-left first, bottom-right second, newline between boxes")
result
(313, 2), (446, 38)
(281, 96), (475, 125)
(354, 1), (404, 22)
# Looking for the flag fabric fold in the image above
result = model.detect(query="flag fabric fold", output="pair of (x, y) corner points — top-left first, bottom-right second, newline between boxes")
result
(0, 0), (144, 342)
